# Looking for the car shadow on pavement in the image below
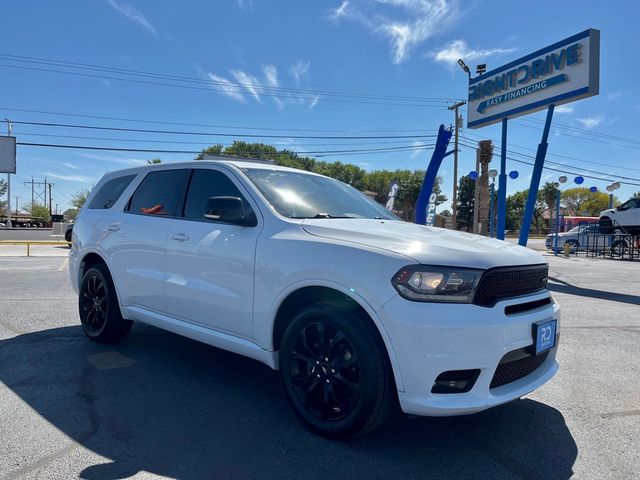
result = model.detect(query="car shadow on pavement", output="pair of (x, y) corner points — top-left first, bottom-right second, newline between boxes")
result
(549, 281), (640, 306)
(0, 325), (577, 480)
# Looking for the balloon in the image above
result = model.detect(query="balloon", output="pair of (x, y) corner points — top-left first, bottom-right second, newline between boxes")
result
(589, 186), (598, 193)
(509, 171), (519, 179)
(574, 176), (584, 185)
(469, 171), (478, 180)
(558, 175), (568, 184)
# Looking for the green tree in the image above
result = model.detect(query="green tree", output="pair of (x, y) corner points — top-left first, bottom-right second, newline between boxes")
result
(504, 189), (546, 232)
(540, 182), (559, 216)
(24, 203), (50, 221)
(0, 179), (6, 217)
(71, 189), (90, 209)
(63, 208), (79, 220)
(561, 188), (613, 216)
(632, 191), (640, 198)
(456, 175), (475, 231)
(194, 144), (224, 160)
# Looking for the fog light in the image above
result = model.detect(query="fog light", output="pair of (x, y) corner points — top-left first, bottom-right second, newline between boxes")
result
(431, 369), (480, 394)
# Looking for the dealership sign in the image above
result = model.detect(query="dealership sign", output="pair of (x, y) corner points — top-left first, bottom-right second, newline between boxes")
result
(0, 136), (16, 174)
(467, 29), (600, 129)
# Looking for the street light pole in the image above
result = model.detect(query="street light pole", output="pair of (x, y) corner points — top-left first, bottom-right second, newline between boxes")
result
(489, 169), (498, 237)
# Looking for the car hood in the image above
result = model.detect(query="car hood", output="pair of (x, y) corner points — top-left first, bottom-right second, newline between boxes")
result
(301, 219), (544, 270)
(600, 209), (615, 216)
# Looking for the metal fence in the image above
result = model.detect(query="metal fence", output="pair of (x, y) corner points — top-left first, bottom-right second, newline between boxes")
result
(548, 221), (639, 261)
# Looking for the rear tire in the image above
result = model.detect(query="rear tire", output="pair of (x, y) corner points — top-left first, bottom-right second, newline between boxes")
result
(279, 304), (394, 438)
(79, 264), (132, 343)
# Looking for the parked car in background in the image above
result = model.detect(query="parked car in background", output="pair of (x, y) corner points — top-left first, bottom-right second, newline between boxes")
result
(546, 224), (612, 253)
(64, 224), (74, 243)
(599, 197), (640, 234)
(70, 159), (560, 438)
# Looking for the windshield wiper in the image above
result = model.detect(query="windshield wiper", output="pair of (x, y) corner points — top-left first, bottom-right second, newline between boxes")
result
(291, 213), (354, 219)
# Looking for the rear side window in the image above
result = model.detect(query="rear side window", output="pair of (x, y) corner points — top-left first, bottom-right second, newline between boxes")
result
(88, 175), (136, 209)
(183, 169), (256, 223)
(126, 169), (188, 216)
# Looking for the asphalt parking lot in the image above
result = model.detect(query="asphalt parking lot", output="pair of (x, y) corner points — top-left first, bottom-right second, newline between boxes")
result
(0, 254), (638, 479)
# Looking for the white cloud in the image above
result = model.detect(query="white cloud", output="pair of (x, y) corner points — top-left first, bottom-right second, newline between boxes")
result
(429, 39), (516, 66)
(262, 65), (285, 108)
(62, 162), (80, 170)
(330, 0), (460, 64)
(207, 73), (246, 103)
(236, 0), (254, 10)
(308, 95), (320, 109)
(203, 63), (319, 109)
(554, 105), (574, 114)
(329, 0), (350, 20)
(75, 153), (147, 165)
(106, 0), (157, 36)
(230, 69), (263, 102)
(43, 172), (93, 183)
(576, 116), (602, 129)
(290, 60), (310, 86)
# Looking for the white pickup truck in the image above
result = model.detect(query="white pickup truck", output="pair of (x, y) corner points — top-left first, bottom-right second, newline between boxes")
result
(69, 158), (559, 438)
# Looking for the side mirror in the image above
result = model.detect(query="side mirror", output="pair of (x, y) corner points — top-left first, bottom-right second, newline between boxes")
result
(204, 196), (247, 225)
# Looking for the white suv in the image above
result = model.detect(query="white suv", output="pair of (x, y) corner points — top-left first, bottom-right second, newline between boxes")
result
(69, 158), (559, 438)
(599, 197), (640, 234)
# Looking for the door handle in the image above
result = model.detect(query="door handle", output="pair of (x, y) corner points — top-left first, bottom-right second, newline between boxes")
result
(104, 224), (120, 232)
(169, 233), (189, 242)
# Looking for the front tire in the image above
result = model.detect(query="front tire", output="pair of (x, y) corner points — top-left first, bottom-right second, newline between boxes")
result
(79, 264), (132, 343)
(279, 304), (393, 438)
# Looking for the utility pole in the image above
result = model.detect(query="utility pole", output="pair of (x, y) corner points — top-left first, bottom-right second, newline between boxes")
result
(447, 101), (466, 230)
(48, 183), (53, 219)
(5, 120), (11, 228)
(14, 196), (19, 216)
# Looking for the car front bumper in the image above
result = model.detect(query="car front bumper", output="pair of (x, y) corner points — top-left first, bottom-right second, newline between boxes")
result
(378, 290), (560, 416)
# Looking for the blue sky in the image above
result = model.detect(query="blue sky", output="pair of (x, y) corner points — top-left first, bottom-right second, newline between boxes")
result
(2, 0), (639, 213)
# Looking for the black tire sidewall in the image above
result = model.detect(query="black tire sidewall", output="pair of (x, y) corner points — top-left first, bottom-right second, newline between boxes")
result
(79, 264), (130, 341)
(279, 305), (387, 438)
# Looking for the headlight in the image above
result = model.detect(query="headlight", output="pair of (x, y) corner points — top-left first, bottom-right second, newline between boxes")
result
(391, 265), (483, 303)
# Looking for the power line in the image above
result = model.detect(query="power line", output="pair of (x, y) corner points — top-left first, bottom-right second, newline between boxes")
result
(463, 130), (640, 174)
(13, 132), (427, 148)
(518, 117), (640, 146)
(16, 141), (435, 157)
(0, 62), (452, 109)
(458, 142), (640, 187)
(0, 106), (433, 134)
(0, 53), (460, 104)
(9, 120), (437, 140)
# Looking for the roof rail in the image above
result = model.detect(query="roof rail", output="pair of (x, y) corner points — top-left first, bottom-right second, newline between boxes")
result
(201, 154), (275, 164)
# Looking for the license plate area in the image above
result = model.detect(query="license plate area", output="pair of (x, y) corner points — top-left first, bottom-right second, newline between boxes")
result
(532, 319), (557, 355)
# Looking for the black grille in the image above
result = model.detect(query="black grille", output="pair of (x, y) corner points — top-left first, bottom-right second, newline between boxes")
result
(490, 350), (549, 389)
(473, 264), (548, 307)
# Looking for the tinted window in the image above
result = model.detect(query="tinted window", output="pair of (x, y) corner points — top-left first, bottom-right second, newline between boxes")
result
(126, 169), (188, 216)
(88, 174), (136, 209)
(184, 169), (255, 223)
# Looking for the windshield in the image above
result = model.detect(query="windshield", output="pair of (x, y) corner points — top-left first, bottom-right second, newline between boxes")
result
(242, 168), (398, 220)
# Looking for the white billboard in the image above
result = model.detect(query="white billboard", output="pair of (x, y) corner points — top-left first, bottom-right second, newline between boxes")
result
(0, 136), (16, 174)
(467, 29), (600, 129)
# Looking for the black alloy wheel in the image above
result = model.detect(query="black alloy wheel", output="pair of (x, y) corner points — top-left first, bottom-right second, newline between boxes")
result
(279, 304), (394, 438)
(79, 264), (133, 343)
(289, 321), (360, 422)
(80, 274), (109, 336)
